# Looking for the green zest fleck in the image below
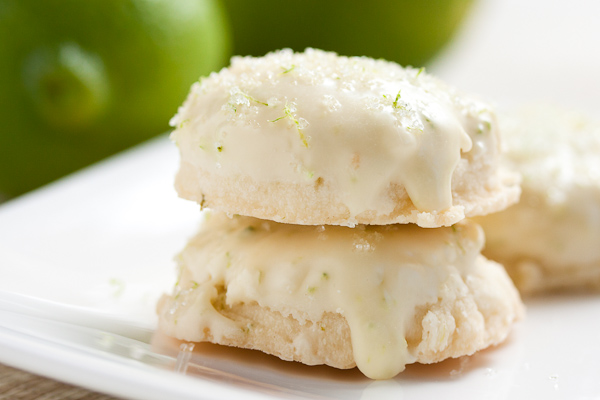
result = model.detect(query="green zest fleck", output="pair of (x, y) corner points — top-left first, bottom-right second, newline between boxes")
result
(109, 278), (125, 298)
(392, 90), (403, 109)
(269, 102), (309, 147)
(191, 281), (199, 289)
(225, 252), (232, 268)
(477, 120), (492, 134)
(269, 115), (285, 123)
(406, 125), (423, 133)
(174, 264), (184, 287)
(381, 295), (388, 309)
(424, 116), (434, 128)
(241, 92), (268, 106)
(217, 145), (223, 152)
(451, 225), (466, 253)
(307, 286), (317, 294)
(416, 67), (425, 78)
(178, 119), (189, 129)
(280, 64), (296, 74)
(234, 88), (268, 106)
(322, 272), (329, 280)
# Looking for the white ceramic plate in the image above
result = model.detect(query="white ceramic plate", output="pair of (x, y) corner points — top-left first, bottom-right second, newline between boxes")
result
(1, 137), (600, 400)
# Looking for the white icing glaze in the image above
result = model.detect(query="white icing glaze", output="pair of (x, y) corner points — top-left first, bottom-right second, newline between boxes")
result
(171, 49), (497, 221)
(160, 212), (485, 379)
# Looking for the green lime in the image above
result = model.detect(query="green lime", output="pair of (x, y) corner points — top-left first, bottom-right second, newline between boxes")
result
(222, 0), (473, 68)
(0, 0), (230, 197)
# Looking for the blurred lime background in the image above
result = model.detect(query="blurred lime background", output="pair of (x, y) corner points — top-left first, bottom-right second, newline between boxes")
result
(222, 0), (474, 68)
(0, 0), (474, 199)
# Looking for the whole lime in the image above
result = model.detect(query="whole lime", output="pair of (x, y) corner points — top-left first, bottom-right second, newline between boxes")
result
(222, 0), (473, 68)
(0, 0), (230, 197)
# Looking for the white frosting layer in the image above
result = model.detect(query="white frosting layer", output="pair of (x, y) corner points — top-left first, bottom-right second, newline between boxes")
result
(158, 213), (511, 379)
(171, 49), (503, 226)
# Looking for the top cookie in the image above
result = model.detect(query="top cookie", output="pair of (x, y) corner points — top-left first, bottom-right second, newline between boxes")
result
(170, 49), (519, 227)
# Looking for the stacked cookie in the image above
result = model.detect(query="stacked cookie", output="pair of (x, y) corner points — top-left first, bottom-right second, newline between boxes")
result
(157, 49), (524, 379)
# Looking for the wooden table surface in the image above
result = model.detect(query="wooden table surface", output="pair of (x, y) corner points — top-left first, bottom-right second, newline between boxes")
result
(0, 364), (118, 400)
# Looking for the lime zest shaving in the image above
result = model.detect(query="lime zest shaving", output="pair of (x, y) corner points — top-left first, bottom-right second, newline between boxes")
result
(240, 91), (268, 106)
(280, 64), (296, 74)
(477, 120), (492, 134)
(241, 323), (253, 334)
(424, 115), (434, 128)
(269, 115), (286, 123)
(269, 102), (309, 147)
(392, 90), (403, 109)
(174, 264), (184, 287)
(406, 125), (424, 133)
(109, 278), (125, 298)
(450, 225), (466, 253)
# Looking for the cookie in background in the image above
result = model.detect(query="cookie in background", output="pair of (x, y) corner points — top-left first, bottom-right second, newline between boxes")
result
(476, 105), (600, 294)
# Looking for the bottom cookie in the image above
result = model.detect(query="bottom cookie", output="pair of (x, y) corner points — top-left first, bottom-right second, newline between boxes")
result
(157, 213), (524, 379)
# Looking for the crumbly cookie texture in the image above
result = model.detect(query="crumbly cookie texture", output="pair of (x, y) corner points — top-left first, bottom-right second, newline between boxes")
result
(156, 213), (524, 379)
(476, 105), (600, 294)
(170, 49), (520, 228)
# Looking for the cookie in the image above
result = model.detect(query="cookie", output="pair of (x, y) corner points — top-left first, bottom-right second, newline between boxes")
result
(476, 105), (600, 294)
(170, 49), (520, 228)
(157, 213), (524, 379)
